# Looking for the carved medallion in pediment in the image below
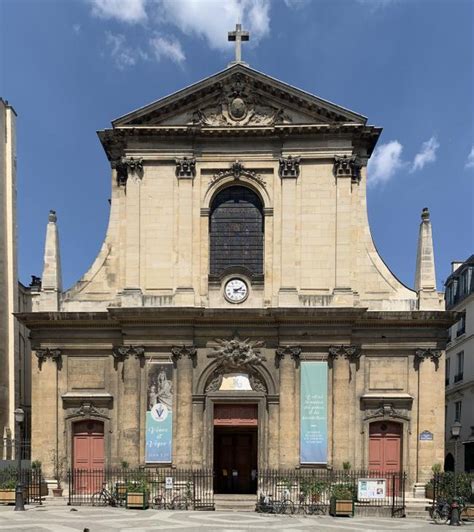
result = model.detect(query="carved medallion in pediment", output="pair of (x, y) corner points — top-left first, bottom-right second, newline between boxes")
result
(208, 333), (265, 371)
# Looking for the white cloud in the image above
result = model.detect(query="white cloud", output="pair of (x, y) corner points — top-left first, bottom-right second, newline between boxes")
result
(150, 35), (185, 65)
(410, 136), (439, 173)
(155, 0), (270, 51)
(105, 32), (147, 69)
(367, 140), (404, 187)
(89, 0), (147, 23)
(465, 146), (474, 169)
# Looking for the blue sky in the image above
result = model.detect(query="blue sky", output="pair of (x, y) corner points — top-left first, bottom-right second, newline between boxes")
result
(1, 0), (473, 291)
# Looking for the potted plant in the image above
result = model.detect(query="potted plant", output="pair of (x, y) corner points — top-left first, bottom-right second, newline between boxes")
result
(126, 473), (149, 510)
(301, 479), (327, 503)
(115, 461), (129, 503)
(425, 464), (441, 500)
(49, 450), (67, 497)
(329, 483), (355, 517)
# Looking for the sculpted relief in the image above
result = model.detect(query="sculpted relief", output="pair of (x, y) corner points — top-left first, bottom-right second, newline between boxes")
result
(189, 74), (293, 127)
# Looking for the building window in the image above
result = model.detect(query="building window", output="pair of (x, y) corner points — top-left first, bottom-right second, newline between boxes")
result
(455, 401), (462, 423)
(454, 351), (464, 383)
(445, 357), (450, 386)
(456, 315), (466, 337)
(209, 185), (264, 280)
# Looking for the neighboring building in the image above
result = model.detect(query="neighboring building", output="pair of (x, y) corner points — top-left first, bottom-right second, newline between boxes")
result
(0, 98), (32, 458)
(444, 256), (474, 472)
(18, 34), (455, 497)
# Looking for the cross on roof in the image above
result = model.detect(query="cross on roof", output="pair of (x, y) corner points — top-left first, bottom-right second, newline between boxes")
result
(228, 23), (250, 65)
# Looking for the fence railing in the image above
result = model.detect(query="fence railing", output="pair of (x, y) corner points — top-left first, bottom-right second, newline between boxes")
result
(0, 466), (44, 505)
(68, 468), (214, 510)
(257, 469), (406, 517)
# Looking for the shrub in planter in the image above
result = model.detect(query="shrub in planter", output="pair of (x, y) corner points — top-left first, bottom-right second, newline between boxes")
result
(0, 474), (20, 505)
(300, 479), (327, 503)
(126, 479), (149, 510)
(329, 483), (355, 517)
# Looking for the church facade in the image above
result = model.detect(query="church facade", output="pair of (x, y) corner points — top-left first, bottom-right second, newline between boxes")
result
(19, 60), (455, 494)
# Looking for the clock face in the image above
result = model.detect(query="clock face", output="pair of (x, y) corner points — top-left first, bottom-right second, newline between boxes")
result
(224, 278), (248, 303)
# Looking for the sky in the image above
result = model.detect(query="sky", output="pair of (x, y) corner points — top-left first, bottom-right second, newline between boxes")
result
(0, 0), (473, 292)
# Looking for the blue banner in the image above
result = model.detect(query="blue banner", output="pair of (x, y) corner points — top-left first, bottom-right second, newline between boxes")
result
(146, 363), (173, 463)
(300, 361), (328, 463)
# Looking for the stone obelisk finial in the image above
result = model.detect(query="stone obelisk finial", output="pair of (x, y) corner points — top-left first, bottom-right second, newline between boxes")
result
(39, 209), (62, 311)
(415, 207), (440, 310)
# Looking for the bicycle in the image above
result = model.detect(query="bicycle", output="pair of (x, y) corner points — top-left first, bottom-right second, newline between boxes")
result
(295, 491), (326, 515)
(429, 498), (450, 524)
(169, 493), (191, 510)
(274, 488), (295, 515)
(257, 494), (276, 513)
(91, 483), (118, 507)
(153, 492), (167, 510)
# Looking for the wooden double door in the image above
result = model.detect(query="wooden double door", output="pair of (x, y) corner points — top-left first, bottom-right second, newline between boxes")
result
(214, 427), (258, 494)
(72, 420), (104, 493)
(368, 421), (402, 473)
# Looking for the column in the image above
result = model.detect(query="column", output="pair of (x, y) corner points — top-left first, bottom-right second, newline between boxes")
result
(122, 163), (142, 306)
(172, 345), (196, 468)
(415, 349), (445, 486)
(31, 349), (61, 478)
(329, 345), (360, 468)
(118, 346), (143, 466)
(175, 160), (195, 305)
(278, 156), (300, 306)
(276, 346), (300, 468)
(333, 156), (358, 306)
(267, 397), (280, 468)
(191, 397), (204, 468)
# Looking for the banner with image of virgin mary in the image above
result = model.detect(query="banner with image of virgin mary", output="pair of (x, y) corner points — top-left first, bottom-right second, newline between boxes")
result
(145, 362), (173, 463)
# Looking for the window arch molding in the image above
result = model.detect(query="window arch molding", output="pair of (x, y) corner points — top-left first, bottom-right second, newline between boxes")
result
(203, 175), (271, 211)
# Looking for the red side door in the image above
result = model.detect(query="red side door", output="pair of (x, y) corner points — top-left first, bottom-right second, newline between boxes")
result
(369, 421), (402, 494)
(73, 421), (104, 493)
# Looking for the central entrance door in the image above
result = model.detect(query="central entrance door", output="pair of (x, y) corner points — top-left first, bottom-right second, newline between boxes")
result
(213, 404), (258, 494)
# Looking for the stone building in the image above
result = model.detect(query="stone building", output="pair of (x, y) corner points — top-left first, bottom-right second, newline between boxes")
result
(444, 256), (474, 472)
(0, 98), (32, 457)
(18, 44), (455, 495)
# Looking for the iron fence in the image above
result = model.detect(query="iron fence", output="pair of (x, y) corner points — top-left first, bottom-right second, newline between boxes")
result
(257, 469), (406, 517)
(68, 468), (214, 510)
(0, 466), (44, 505)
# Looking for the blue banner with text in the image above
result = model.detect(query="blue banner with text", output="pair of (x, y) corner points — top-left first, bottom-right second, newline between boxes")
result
(300, 361), (328, 463)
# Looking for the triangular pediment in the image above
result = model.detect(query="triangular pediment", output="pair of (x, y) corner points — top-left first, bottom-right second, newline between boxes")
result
(112, 64), (367, 128)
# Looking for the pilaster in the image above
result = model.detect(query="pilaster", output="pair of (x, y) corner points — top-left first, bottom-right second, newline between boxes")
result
(172, 345), (196, 467)
(276, 346), (300, 467)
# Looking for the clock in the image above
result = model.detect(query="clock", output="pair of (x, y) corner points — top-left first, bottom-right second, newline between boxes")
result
(224, 278), (248, 303)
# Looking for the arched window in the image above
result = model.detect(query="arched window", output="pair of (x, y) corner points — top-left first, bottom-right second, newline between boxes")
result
(210, 186), (264, 279)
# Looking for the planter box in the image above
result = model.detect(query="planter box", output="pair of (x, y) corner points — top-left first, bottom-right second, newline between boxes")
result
(0, 488), (26, 505)
(329, 497), (354, 517)
(462, 506), (474, 520)
(126, 492), (149, 510)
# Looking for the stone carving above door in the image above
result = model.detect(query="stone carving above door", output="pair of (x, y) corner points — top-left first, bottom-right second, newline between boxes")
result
(208, 333), (265, 371)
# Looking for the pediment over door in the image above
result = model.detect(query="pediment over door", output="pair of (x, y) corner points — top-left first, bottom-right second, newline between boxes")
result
(112, 64), (367, 128)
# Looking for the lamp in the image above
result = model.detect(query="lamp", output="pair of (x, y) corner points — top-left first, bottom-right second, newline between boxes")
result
(451, 421), (462, 439)
(14, 408), (25, 511)
(450, 421), (462, 526)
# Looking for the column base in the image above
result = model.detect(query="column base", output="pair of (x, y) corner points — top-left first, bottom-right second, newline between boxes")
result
(413, 482), (427, 498)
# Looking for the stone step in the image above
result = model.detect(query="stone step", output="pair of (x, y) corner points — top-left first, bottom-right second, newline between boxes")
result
(214, 494), (256, 512)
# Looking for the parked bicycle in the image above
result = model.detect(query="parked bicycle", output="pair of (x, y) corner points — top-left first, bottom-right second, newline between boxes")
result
(274, 488), (295, 514)
(296, 491), (326, 515)
(429, 497), (467, 524)
(91, 483), (118, 507)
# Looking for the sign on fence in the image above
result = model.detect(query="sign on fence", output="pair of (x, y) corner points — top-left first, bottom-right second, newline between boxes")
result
(165, 477), (173, 489)
(357, 478), (386, 499)
(300, 361), (328, 463)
